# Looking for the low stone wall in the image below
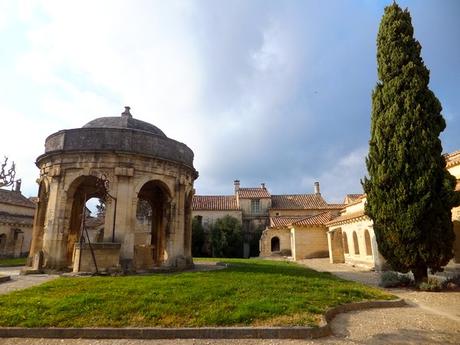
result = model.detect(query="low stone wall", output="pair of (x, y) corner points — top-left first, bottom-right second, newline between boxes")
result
(133, 245), (155, 270)
(73, 242), (121, 273)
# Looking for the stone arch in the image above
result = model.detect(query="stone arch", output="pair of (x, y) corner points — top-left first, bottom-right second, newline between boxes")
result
(343, 232), (349, 254)
(364, 230), (372, 256)
(353, 231), (360, 255)
(136, 179), (172, 266)
(271, 236), (280, 252)
(28, 178), (50, 262)
(64, 175), (106, 266)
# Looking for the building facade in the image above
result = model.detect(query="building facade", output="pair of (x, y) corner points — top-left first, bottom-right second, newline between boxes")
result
(326, 149), (460, 269)
(192, 181), (343, 259)
(0, 183), (36, 258)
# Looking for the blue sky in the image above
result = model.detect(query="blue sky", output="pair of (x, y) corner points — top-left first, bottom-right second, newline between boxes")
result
(0, 0), (458, 203)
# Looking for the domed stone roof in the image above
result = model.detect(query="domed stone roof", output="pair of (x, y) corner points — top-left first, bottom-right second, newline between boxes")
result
(83, 107), (166, 138)
(38, 106), (195, 169)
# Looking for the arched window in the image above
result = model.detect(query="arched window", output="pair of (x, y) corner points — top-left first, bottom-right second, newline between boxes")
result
(343, 232), (349, 254)
(0, 234), (7, 255)
(271, 236), (280, 252)
(364, 230), (372, 256)
(353, 231), (360, 255)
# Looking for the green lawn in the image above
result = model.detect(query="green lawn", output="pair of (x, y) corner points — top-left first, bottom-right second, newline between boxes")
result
(0, 257), (27, 267)
(0, 259), (394, 328)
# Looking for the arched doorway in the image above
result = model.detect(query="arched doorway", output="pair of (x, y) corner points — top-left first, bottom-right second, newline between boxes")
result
(136, 180), (172, 267)
(66, 175), (106, 267)
(271, 236), (280, 252)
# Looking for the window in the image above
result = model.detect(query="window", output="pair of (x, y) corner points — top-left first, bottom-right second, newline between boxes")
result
(353, 231), (360, 255)
(364, 230), (373, 256)
(343, 232), (349, 254)
(251, 199), (260, 214)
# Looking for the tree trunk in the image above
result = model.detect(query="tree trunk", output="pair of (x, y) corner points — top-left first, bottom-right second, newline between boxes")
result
(413, 265), (428, 286)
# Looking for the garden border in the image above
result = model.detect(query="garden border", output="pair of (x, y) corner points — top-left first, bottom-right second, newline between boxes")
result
(0, 298), (406, 339)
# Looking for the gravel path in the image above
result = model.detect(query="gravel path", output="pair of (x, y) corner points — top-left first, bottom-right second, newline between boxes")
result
(0, 267), (59, 295)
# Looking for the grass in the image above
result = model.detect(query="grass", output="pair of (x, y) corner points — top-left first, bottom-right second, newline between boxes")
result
(0, 257), (27, 267)
(0, 259), (394, 328)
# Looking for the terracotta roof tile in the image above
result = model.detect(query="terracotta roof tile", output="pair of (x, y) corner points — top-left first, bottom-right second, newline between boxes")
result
(343, 194), (364, 204)
(0, 211), (34, 226)
(237, 188), (271, 199)
(192, 195), (239, 211)
(85, 216), (104, 228)
(446, 150), (460, 168)
(326, 203), (346, 209)
(270, 216), (305, 228)
(291, 211), (337, 226)
(0, 189), (36, 208)
(271, 194), (328, 209)
(326, 210), (368, 226)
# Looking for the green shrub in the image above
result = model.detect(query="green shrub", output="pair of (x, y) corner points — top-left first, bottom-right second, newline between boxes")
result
(441, 274), (460, 290)
(379, 271), (413, 288)
(419, 277), (442, 292)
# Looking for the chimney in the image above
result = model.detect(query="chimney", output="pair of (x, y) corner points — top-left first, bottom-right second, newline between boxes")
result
(314, 181), (320, 195)
(14, 179), (22, 193)
(234, 180), (240, 193)
(261, 183), (265, 189)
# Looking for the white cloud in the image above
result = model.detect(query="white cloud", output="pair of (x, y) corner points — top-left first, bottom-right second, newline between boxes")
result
(311, 147), (368, 203)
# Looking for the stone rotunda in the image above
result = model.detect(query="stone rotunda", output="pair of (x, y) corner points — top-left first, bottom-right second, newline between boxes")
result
(27, 107), (198, 272)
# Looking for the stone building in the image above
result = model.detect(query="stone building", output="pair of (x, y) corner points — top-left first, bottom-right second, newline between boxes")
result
(446, 150), (460, 262)
(326, 149), (460, 269)
(326, 195), (385, 269)
(27, 106), (198, 272)
(0, 183), (36, 258)
(193, 181), (343, 258)
(259, 184), (343, 259)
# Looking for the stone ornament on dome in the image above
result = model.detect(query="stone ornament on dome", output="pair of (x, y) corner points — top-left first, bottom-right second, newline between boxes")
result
(121, 106), (132, 118)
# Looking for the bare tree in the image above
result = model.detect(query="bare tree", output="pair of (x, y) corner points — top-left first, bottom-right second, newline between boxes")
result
(0, 157), (16, 188)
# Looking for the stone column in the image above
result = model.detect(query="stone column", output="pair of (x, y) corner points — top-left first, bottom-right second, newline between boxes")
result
(42, 176), (68, 269)
(112, 167), (135, 267)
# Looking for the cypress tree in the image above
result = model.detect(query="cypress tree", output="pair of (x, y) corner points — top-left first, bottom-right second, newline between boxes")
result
(363, 3), (460, 285)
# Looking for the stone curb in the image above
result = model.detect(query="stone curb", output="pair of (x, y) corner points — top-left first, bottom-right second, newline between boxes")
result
(0, 299), (405, 339)
(0, 276), (11, 284)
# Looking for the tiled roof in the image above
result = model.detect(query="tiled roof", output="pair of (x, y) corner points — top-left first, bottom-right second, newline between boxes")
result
(237, 188), (271, 199)
(291, 211), (337, 226)
(445, 150), (460, 168)
(270, 216), (306, 228)
(192, 195), (239, 211)
(326, 210), (368, 226)
(271, 194), (328, 209)
(326, 203), (346, 209)
(0, 189), (36, 208)
(85, 216), (104, 228)
(0, 212), (34, 226)
(343, 194), (364, 204)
